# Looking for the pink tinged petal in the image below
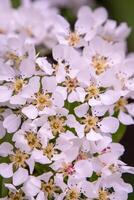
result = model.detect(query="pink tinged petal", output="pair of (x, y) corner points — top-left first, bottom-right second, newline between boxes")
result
(75, 160), (93, 178)
(10, 95), (26, 105)
(74, 103), (88, 117)
(86, 129), (103, 141)
(22, 105), (38, 119)
(0, 121), (6, 139)
(99, 116), (119, 133)
(13, 168), (28, 186)
(3, 114), (21, 133)
(22, 176), (41, 197)
(42, 76), (57, 93)
(118, 111), (134, 125)
(100, 90), (120, 105)
(0, 86), (12, 102)
(0, 163), (13, 178)
(0, 142), (13, 157)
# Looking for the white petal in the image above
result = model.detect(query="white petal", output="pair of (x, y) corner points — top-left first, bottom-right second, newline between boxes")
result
(75, 160), (93, 178)
(0, 121), (6, 139)
(52, 92), (64, 108)
(0, 86), (12, 102)
(91, 105), (109, 116)
(74, 103), (88, 117)
(0, 163), (13, 178)
(0, 62), (15, 81)
(22, 105), (38, 119)
(99, 116), (119, 133)
(3, 114), (21, 133)
(36, 57), (53, 75)
(10, 95), (26, 105)
(42, 76), (57, 93)
(86, 129), (102, 141)
(20, 58), (35, 78)
(13, 168), (28, 186)
(118, 111), (134, 125)
(100, 90), (120, 105)
(0, 142), (13, 157)
(22, 176), (41, 197)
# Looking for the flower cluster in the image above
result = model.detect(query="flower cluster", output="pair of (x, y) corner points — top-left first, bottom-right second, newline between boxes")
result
(0, 1), (134, 200)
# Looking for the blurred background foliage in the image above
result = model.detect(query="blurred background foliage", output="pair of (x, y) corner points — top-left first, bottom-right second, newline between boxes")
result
(3, 0), (134, 199)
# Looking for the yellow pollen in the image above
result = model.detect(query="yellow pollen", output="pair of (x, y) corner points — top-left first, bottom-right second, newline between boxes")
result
(43, 143), (55, 159)
(86, 85), (100, 99)
(49, 116), (65, 136)
(25, 132), (41, 149)
(92, 55), (108, 75)
(68, 32), (80, 46)
(34, 93), (52, 110)
(6, 52), (22, 68)
(65, 188), (80, 200)
(64, 77), (79, 93)
(9, 191), (24, 200)
(99, 189), (109, 200)
(13, 79), (25, 93)
(114, 98), (128, 112)
(10, 150), (29, 169)
(82, 115), (98, 133)
(41, 179), (57, 196)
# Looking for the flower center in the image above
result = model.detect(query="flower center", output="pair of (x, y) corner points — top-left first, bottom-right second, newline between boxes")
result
(114, 98), (128, 112)
(25, 132), (41, 149)
(49, 116), (66, 136)
(68, 32), (80, 46)
(43, 143), (55, 159)
(92, 55), (108, 75)
(82, 115), (98, 133)
(13, 79), (25, 93)
(6, 52), (22, 68)
(99, 189), (109, 200)
(64, 77), (79, 93)
(9, 191), (24, 200)
(10, 150), (29, 169)
(86, 85), (100, 99)
(35, 93), (52, 110)
(65, 188), (80, 200)
(60, 163), (75, 176)
(41, 179), (57, 196)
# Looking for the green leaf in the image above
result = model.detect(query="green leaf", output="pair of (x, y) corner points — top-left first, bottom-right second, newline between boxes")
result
(123, 173), (134, 200)
(112, 123), (126, 142)
(0, 176), (10, 198)
(11, 0), (21, 8)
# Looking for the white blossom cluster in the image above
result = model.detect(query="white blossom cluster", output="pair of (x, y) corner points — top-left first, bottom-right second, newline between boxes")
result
(0, 1), (134, 200)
